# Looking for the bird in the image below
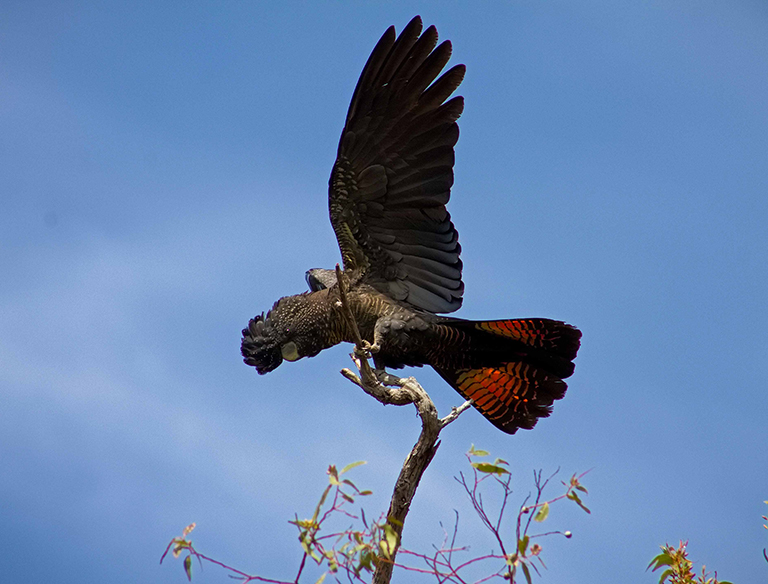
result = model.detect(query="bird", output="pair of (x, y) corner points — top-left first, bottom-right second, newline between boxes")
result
(241, 16), (581, 434)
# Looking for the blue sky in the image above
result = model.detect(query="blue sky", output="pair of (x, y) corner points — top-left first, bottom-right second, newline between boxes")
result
(2, 2), (767, 582)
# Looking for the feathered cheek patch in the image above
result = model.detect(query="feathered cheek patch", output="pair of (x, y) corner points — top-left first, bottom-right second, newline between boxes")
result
(281, 342), (301, 361)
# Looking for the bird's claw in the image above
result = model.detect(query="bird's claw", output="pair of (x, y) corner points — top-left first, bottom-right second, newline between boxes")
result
(354, 341), (380, 359)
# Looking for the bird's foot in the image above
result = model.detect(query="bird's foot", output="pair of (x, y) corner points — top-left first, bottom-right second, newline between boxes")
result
(354, 341), (380, 360)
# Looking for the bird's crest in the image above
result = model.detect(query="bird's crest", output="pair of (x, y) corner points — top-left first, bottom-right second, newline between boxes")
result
(241, 309), (282, 374)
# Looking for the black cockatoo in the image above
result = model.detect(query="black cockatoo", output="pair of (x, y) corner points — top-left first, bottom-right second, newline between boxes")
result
(242, 16), (581, 434)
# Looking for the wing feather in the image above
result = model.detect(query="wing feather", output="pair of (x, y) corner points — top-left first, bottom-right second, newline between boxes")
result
(329, 16), (465, 313)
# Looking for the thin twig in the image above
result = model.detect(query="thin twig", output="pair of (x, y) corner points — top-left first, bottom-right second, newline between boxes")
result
(161, 542), (294, 584)
(440, 400), (473, 428)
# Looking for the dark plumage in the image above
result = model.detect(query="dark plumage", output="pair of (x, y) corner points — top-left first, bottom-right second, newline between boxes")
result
(242, 16), (581, 434)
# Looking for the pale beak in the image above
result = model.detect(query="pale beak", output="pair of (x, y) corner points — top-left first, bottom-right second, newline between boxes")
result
(281, 341), (300, 362)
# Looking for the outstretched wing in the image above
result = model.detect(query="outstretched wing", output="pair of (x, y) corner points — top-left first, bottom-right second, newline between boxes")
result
(329, 16), (466, 314)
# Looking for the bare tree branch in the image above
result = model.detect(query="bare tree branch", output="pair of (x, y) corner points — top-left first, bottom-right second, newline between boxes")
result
(333, 264), (471, 584)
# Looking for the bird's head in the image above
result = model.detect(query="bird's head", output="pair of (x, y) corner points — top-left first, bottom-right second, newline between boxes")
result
(241, 292), (331, 374)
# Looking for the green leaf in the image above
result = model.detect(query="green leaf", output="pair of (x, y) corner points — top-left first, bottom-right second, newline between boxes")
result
(300, 537), (312, 555)
(327, 465), (339, 486)
(378, 541), (390, 558)
(379, 523), (398, 559)
(468, 444), (489, 457)
(384, 524), (399, 551)
(341, 478), (358, 491)
(340, 461), (366, 474)
(647, 552), (673, 571)
(172, 541), (187, 559)
(183, 555), (192, 581)
(566, 491), (591, 514)
(658, 568), (674, 584)
(341, 492), (354, 504)
(358, 549), (374, 572)
(312, 485), (332, 523)
(300, 536), (321, 563)
(521, 561), (533, 584)
(518, 535), (530, 554)
(533, 502), (550, 522)
(315, 573), (327, 584)
(359, 490), (373, 496)
(471, 462), (510, 475)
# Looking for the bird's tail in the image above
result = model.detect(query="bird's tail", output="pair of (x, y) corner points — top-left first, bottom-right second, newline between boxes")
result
(430, 318), (581, 434)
